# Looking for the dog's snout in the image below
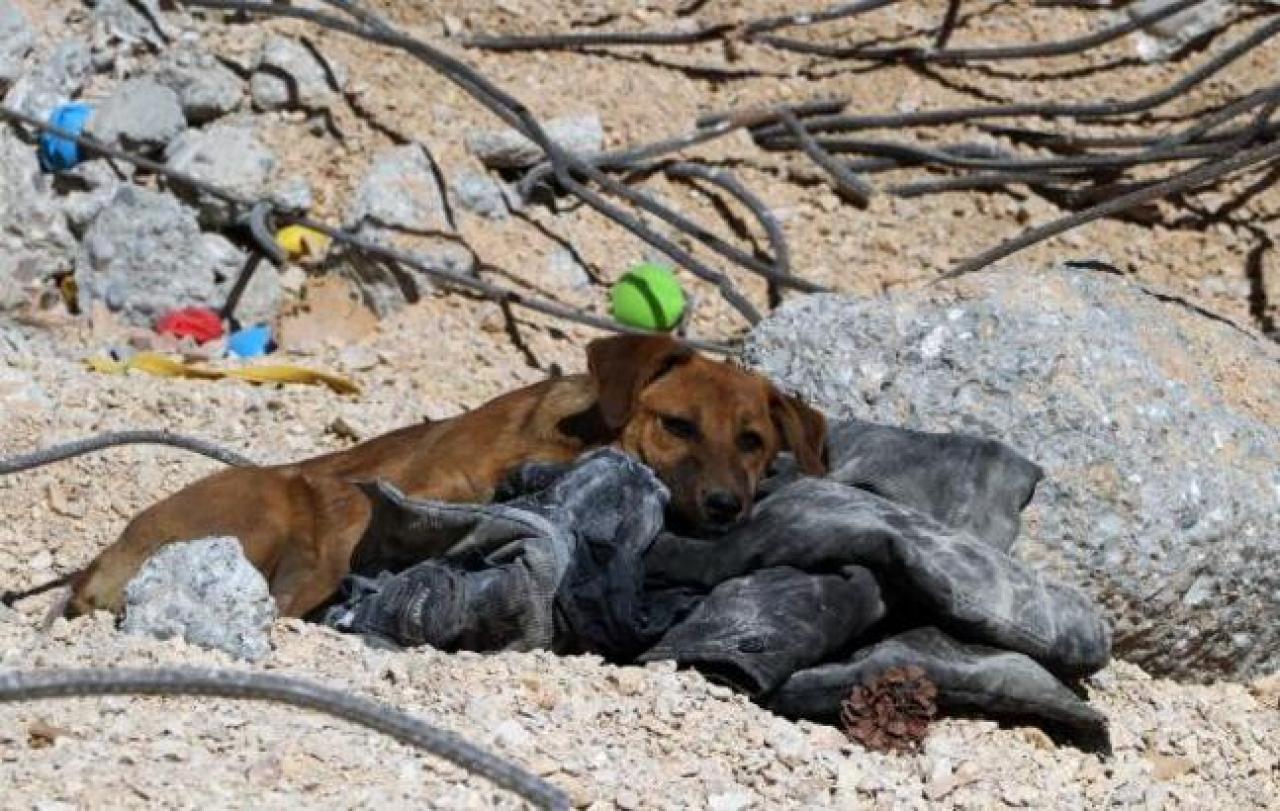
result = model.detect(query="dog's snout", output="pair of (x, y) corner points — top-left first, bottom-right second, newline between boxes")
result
(703, 490), (744, 524)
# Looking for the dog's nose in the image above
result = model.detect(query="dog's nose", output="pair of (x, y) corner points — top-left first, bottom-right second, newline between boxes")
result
(703, 491), (744, 524)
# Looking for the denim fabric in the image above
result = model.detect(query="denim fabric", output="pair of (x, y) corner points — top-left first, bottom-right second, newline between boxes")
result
(321, 419), (1112, 742)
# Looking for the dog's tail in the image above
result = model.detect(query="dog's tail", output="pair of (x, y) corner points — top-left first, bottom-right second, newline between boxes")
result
(2, 431), (254, 611)
(1, 430), (255, 475)
(2, 572), (75, 608)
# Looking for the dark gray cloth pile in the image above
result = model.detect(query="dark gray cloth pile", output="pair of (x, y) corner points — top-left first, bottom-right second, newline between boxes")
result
(321, 420), (1112, 746)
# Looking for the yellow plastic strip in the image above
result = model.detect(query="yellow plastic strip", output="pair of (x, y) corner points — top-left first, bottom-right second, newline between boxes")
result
(86, 351), (360, 395)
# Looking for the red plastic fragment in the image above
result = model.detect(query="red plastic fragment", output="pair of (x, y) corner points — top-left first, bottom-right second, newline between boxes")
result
(155, 307), (225, 344)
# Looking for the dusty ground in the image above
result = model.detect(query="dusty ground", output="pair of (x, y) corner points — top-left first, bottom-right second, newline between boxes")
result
(3, 0), (1280, 808)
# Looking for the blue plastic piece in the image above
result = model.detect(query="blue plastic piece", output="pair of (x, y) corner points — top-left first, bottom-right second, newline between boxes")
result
(227, 324), (273, 358)
(38, 103), (94, 172)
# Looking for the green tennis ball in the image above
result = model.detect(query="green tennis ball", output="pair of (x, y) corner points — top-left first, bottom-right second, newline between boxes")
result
(611, 262), (686, 331)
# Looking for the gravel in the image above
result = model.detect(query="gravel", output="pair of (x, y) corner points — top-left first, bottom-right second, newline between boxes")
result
(0, 614), (1275, 809)
(743, 264), (1280, 682)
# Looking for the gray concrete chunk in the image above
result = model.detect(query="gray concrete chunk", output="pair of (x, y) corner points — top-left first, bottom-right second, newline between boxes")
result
(3, 39), (93, 121)
(122, 537), (276, 662)
(74, 185), (220, 324)
(151, 50), (244, 123)
(466, 114), (604, 169)
(0, 128), (76, 307)
(86, 77), (186, 152)
(0, 0), (35, 88)
(345, 143), (449, 233)
(249, 36), (343, 111)
(163, 124), (277, 227)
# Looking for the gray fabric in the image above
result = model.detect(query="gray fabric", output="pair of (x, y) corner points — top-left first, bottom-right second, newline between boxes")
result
(769, 627), (1109, 742)
(320, 420), (1112, 741)
(638, 565), (886, 696)
(325, 450), (667, 652)
(825, 419), (1043, 553)
(645, 477), (1109, 677)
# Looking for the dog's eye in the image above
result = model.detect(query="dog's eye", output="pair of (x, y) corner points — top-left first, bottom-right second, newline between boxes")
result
(660, 415), (699, 440)
(738, 431), (764, 453)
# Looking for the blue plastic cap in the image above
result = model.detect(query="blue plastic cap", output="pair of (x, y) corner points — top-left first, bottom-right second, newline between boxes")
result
(38, 103), (94, 172)
(226, 324), (273, 359)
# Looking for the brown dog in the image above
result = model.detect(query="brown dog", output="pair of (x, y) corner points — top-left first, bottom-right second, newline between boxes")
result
(66, 335), (827, 619)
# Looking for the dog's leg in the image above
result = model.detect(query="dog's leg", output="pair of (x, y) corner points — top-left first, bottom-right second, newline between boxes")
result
(66, 467), (298, 616)
(269, 476), (374, 619)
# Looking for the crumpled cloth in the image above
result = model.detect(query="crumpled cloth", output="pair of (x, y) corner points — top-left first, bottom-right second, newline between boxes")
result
(321, 418), (1112, 746)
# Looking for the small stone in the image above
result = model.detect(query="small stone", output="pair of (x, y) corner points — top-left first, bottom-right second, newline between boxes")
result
(0, 366), (48, 410)
(547, 248), (591, 290)
(28, 549), (53, 571)
(1000, 784), (1040, 807)
(250, 36), (344, 111)
(1148, 754), (1195, 781)
(1249, 673), (1280, 709)
(493, 719), (532, 751)
(559, 775), (595, 808)
(707, 788), (754, 811)
(91, 0), (173, 52)
(609, 669), (646, 696)
(46, 483), (85, 518)
(164, 125), (278, 227)
(339, 344), (380, 371)
(151, 50), (244, 123)
(326, 415), (363, 442)
(452, 171), (510, 220)
(766, 721), (810, 767)
(442, 15), (464, 37)
(86, 78), (186, 152)
(270, 177), (314, 214)
(1128, 0), (1230, 62)
(1015, 726), (1057, 750)
(345, 143), (449, 233)
(59, 159), (124, 233)
(466, 114), (604, 169)
(122, 536), (277, 661)
(0, 128), (77, 300)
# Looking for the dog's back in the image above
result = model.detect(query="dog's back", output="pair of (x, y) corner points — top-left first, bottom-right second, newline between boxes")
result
(67, 375), (603, 618)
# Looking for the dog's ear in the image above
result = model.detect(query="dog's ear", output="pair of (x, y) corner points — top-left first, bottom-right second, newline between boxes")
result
(770, 388), (829, 475)
(586, 334), (693, 429)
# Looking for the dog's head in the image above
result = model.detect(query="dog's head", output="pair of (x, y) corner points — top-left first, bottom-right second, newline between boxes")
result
(587, 334), (827, 532)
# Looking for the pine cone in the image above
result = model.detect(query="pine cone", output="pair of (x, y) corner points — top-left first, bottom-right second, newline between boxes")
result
(839, 666), (938, 753)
